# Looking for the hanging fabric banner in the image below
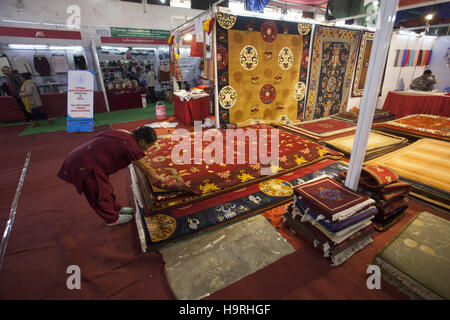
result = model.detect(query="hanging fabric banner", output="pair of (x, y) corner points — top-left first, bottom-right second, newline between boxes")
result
(413, 49), (420, 66)
(426, 50), (433, 65)
(404, 50), (411, 67)
(408, 49), (415, 66)
(401, 49), (408, 67)
(244, 0), (271, 12)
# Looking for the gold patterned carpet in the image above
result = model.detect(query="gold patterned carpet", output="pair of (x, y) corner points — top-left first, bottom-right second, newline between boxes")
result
(227, 30), (304, 123)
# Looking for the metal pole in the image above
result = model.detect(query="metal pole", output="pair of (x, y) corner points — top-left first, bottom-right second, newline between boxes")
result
(302, 24), (315, 120)
(345, 0), (400, 190)
(403, 23), (450, 31)
(90, 39), (110, 112)
(212, 10), (220, 129)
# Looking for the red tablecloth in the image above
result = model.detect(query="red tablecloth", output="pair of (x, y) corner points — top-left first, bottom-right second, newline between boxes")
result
(0, 90), (142, 122)
(382, 91), (450, 118)
(173, 95), (210, 125)
(106, 89), (142, 110)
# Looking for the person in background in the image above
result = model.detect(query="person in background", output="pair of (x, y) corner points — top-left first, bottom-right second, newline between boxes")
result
(1, 82), (11, 96)
(182, 81), (191, 91)
(1, 66), (33, 121)
(57, 127), (167, 226)
(196, 60), (210, 87)
(410, 69), (437, 92)
(19, 73), (53, 128)
(145, 65), (156, 104)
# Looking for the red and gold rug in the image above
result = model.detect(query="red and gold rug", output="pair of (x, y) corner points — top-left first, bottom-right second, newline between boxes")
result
(279, 118), (356, 141)
(137, 124), (342, 213)
(374, 114), (450, 141)
(134, 159), (343, 252)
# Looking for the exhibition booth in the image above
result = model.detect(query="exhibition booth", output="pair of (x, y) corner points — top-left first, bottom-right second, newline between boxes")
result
(1, 0), (450, 302)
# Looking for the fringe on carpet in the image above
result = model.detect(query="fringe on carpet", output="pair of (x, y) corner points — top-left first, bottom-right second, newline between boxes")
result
(330, 236), (373, 266)
(373, 257), (444, 300)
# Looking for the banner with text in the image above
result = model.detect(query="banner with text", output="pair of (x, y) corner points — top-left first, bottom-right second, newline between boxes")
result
(110, 27), (170, 39)
(67, 70), (94, 132)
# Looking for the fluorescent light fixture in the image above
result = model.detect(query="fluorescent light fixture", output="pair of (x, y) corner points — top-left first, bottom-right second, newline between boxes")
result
(49, 46), (83, 51)
(170, 0), (191, 9)
(100, 46), (129, 51)
(2, 19), (40, 25)
(287, 11), (302, 20)
(183, 34), (193, 41)
(229, 2), (244, 12)
(398, 29), (419, 36)
(8, 44), (48, 49)
(42, 22), (71, 28)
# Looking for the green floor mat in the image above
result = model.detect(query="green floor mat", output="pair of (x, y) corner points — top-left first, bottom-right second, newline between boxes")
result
(17, 102), (174, 136)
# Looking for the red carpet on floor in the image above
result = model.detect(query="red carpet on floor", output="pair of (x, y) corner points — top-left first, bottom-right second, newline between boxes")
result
(0, 121), (447, 300)
(0, 125), (34, 229)
(0, 127), (174, 299)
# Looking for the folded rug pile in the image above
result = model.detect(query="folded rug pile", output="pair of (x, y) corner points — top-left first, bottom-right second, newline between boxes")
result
(284, 177), (377, 266)
(339, 165), (411, 232)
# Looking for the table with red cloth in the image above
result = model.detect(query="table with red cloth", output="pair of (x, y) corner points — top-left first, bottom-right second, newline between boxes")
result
(0, 90), (143, 122)
(173, 94), (210, 125)
(382, 91), (450, 118)
(106, 88), (142, 110)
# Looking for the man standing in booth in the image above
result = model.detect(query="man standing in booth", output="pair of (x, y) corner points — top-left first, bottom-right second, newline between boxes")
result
(145, 65), (156, 104)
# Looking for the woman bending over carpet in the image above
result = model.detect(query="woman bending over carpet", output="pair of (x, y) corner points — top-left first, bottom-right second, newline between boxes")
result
(58, 127), (166, 226)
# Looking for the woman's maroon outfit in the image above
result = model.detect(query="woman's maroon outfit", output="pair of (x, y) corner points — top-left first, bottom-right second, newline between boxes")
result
(57, 130), (145, 223)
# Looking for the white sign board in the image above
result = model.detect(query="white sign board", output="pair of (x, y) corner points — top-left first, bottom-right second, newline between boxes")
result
(67, 70), (94, 132)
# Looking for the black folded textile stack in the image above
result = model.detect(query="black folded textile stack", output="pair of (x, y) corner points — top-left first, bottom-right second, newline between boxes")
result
(284, 176), (377, 266)
(338, 165), (411, 232)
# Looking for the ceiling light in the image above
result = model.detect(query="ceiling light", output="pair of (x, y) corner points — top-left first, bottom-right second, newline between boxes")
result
(100, 46), (129, 51)
(49, 46), (83, 51)
(8, 44), (48, 49)
(184, 34), (192, 41)
(2, 19), (40, 25)
(425, 14), (433, 21)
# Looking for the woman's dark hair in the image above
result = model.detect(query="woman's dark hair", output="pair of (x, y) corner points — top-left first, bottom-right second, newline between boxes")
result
(424, 69), (432, 75)
(21, 72), (32, 80)
(133, 126), (157, 144)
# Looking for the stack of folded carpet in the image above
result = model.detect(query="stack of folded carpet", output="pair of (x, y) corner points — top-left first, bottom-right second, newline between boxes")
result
(284, 176), (378, 266)
(338, 165), (411, 232)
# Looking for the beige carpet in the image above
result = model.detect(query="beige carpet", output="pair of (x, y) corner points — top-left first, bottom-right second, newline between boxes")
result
(160, 214), (295, 300)
(325, 130), (408, 160)
(365, 138), (450, 192)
